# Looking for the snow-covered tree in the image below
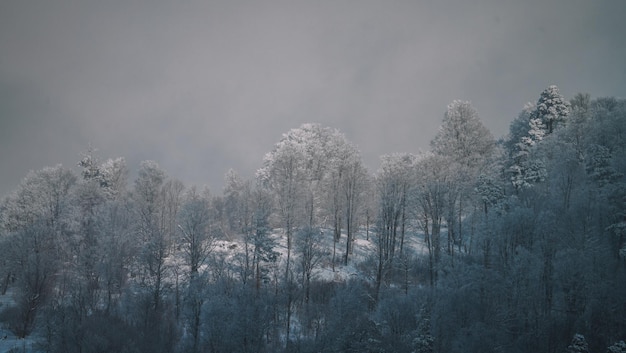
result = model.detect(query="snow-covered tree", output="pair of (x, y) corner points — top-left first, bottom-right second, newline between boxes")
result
(431, 100), (495, 256)
(78, 146), (101, 181)
(178, 187), (215, 276)
(257, 129), (306, 281)
(375, 153), (416, 293)
(0, 165), (76, 337)
(508, 86), (569, 191)
(524, 115), (547, 146)
(567, 334), (590, 353)
(535, 85), (570, 134)
(297, 227), (325, 303)
(134, 160), (166, 228)
(379, 153), (416, 255)
(509, 104), (548, 190)
(321, 130), (368, 266)
(223, 168), (246, 233)
(607, 341), (626, 353)
(249, 184), (279, 292)
(99, 157), (129, 200)
(413, 153), (448, 285)
(257, 123), (367, 276)
(431, 100), (495, 167)
(567, 93), (592, 160)
(1, 164), (76, 233)
(340, 148), (368, 265)
(475, 172), (504, 215)
(585, 144), (622, 186)
(133, 160), (169, 311)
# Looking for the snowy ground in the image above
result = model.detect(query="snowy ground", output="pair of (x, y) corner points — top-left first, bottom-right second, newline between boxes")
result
(0, 289), (38, 353)
(212, 226), (428, 285)
(0, 334), (37, 353)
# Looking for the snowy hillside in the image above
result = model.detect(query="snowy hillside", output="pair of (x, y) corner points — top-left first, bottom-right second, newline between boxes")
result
(210, 226), (428, 286)
(0, 289), (38, 353)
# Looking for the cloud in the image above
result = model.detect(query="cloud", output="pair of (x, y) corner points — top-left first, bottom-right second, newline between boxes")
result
(1, 0), (625, 197)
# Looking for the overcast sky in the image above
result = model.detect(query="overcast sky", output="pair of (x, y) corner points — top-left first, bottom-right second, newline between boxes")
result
(1, 0), (625, 198)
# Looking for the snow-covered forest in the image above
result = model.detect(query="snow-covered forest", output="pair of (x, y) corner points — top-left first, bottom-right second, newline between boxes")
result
(1, 86), (625, 353)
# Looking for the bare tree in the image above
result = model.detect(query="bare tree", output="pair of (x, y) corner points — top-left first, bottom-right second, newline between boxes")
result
(297, 227), (326, 304)
(178, 187), (216, 277)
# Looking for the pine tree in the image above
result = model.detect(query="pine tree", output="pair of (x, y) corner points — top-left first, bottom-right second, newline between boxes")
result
(567, 334), (589, 353)
(509, 103), (548, 190)
(607, 341), (626, 353)
(536, 85), (570, 134)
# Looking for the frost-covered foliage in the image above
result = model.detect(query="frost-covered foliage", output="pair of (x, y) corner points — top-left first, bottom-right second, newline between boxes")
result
(607, 341), (626, 353)
(567, 334), (590, 353)
(509, 99), (547, 190)
(524, 115), (547, 146)
(178, 188), (215, 275)
(586, 144), (623, 186)
(507, 85), (571, 190)
(475, 173), (504, 214)
(536, 85), (570, 134)
(78, 148), (128, 200)
(256, 123), (367, 278)
(431, 100), (495, 166)
(0, 93), (625, 353)
(0, 164), (76, 232)
(375, 153), (417, 290)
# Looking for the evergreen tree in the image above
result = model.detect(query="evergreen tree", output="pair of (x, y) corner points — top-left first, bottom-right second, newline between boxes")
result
(607, 341), (626, 353)
(535, 85), (570, 134)
(567, 334), (590, 353)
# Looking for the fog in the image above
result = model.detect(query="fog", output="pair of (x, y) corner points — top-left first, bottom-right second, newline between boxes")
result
(1, 0), (625, 196)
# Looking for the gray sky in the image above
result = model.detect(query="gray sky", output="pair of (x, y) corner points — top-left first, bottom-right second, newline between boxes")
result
(1, 0), (625, 198)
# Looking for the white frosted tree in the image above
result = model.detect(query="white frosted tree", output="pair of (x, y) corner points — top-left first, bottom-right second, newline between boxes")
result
(10, 222), (59, 337)
(586, 144), (622, 187)
(249, 184), (279, 292)
(536, 85), (570, 134)
(431, 100), (495, 167)
(413, 153), (448, 286)
(297, 227), (325, 304)
(223, 168), (246, 233)
(257, 131), (306, 282)
(0, 165), (76, 337)
(607, 341), (626, 353)
(1, 164), (76, 233)
(78, 146), (101, 181)
(257, 123), (367, 275)
(508, 85), (571, 191)
(341, 148), (368, 265)
(509, 103), (548, 190)
(566, 93), (591, 160)
(525, 116), (546, 146)
(256, 126), (310, 341)
(133, 160), (169, 312)
(431, 100), (495, 256)
(567, 334), (589, 353)
(321, 129), (368, 266)
(475, 172), (504, 216)
(375, 153), (416, 294)
(257, 123), (367, 340)
(178, 187), (215, 277)
(99, 157), (129, 200)
(134, 160), (166, 230)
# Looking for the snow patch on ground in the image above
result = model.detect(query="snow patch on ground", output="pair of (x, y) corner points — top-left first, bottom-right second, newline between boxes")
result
(0, 289), (16, 310)
(0, 332), (38, 353)
(206, 226), (427, 285)
(0, 290), (39, 353)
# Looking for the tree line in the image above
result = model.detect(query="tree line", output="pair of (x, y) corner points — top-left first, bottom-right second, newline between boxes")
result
(1, 85), (625, 352)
